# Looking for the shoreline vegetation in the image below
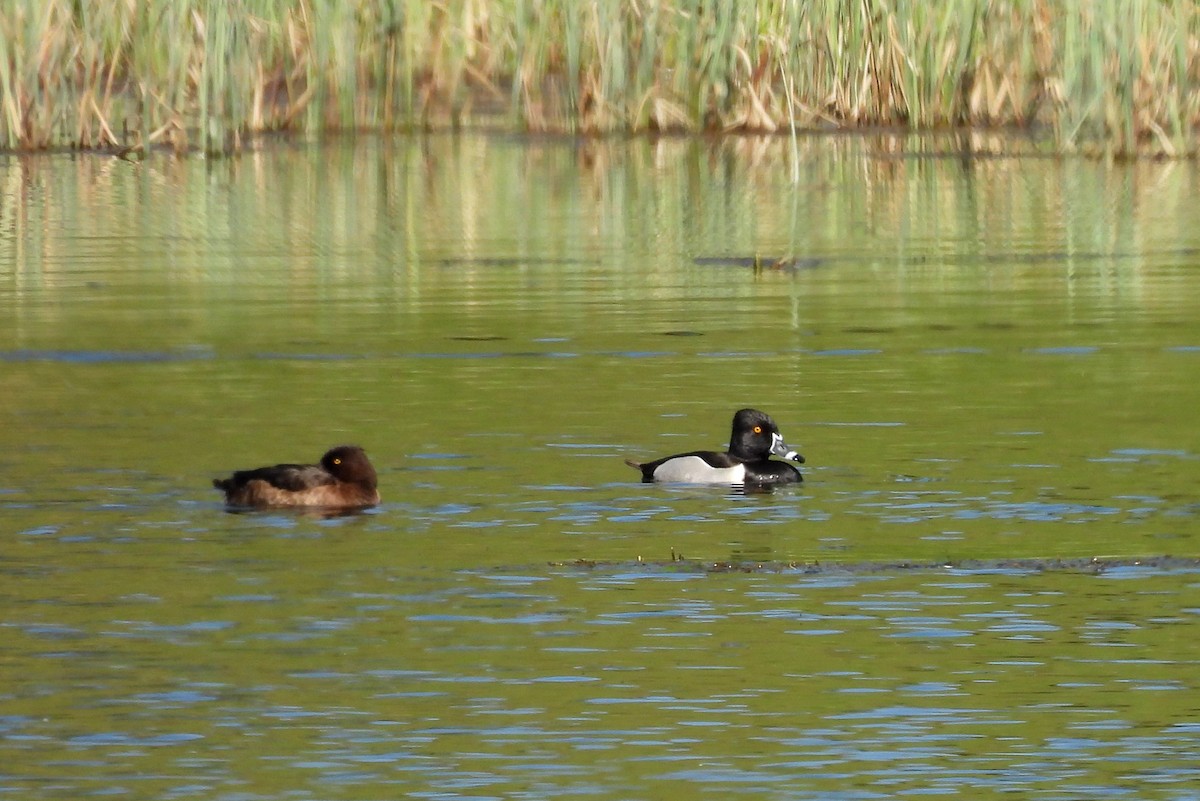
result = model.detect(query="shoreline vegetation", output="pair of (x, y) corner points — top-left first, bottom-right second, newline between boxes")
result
(1, 0), (1197, 158)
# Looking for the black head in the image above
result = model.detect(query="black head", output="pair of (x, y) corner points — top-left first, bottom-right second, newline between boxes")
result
(728, 409), (804, 463)
(320, 445), (378, 489)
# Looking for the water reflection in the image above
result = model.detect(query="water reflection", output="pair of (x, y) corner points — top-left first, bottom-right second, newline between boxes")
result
(2, 135), (1200, 799)
(3, 552), (1199, 798)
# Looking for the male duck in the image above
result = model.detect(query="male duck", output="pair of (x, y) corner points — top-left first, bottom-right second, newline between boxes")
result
(213, 445), (380, 508)
(626, 408), (804, 485)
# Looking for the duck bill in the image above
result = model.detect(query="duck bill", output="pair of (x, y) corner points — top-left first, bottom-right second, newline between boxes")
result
(770, 433), (805, 463)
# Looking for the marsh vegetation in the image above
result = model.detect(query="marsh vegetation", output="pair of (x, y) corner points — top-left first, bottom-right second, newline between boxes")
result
(2, 0), (1197, 157)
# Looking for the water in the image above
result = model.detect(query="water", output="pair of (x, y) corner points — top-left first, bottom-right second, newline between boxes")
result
(2, 134), (1199, 799)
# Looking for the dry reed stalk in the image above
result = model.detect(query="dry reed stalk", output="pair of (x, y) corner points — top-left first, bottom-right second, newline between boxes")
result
(0, 0), (1195, 156)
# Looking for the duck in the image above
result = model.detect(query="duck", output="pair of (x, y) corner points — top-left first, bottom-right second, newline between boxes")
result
(626, 408), (804, 485)
(212, 445), (380, 508)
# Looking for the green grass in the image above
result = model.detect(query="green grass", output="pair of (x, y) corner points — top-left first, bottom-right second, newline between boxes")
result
(1, 0), (1197, 156)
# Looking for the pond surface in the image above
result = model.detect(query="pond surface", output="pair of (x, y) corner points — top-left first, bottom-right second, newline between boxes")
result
(1, 134), (1199, 799)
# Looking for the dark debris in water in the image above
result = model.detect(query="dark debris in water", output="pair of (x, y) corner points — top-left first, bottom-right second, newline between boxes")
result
(694, 248), (1200, 273)
(549, 555), (1200, 576)
(694, 256), (826, 271)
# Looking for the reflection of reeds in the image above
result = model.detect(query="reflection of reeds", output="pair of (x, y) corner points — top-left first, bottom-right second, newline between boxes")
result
(1, 0), (1196, 156)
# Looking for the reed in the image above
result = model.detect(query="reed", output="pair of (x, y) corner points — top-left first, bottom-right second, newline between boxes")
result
(0, 0), (1196, 156)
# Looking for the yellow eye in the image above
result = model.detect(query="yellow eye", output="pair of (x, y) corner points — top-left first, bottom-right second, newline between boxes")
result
(333, 458), (342, 465)
(753, 426), (762, 434)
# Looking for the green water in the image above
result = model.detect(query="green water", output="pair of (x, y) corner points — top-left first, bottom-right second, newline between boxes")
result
(1, 134), (1199, 799)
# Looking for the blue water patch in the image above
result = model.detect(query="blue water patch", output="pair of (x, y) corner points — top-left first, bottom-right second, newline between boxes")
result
(0, 349), (211, 363)
(811, 348), (883, 357)
(69, 732), (204, 747)
(1167, 722), (1200, 732)
(901, 682), (961, 694)
(426, 503), (475, 516)
(478, 574), (551, 585)
(1026, 346), (1099, 355)
(955, 501), (1121, 521)
(411, 349), (583, 359)
(1097, 565), (1181, 580)
(827, 705), (985, 722)
(21, 623), (86, 639)
(698, 350), (776, 358)
(130, 690), (218, 705)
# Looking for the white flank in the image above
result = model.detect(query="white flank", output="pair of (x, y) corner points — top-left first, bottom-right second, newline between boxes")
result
(651, 456), (747, 484)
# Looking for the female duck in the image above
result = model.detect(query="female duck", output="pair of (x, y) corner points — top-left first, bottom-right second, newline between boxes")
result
(213, 445), (380, 508)
(626, 408), (804, 485)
